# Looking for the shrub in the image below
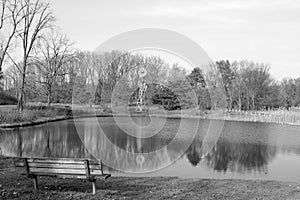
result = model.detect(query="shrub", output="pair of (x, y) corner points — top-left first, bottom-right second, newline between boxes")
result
(103, 107), (112, 113)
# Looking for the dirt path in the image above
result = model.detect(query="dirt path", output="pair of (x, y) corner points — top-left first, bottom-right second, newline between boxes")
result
(1, 157), (300, 200)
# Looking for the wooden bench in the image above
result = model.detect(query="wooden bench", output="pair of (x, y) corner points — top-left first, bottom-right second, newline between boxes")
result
(14, 157), (111, 194)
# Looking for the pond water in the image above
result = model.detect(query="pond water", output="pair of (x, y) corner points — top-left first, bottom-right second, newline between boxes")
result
(1, 116), (300, 182)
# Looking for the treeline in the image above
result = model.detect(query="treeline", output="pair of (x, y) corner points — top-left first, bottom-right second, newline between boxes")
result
(206, 60), (300, 111)
(2, 48), (300, 111)
(195, 60), (300, 111)
(3, 50), (196, 110)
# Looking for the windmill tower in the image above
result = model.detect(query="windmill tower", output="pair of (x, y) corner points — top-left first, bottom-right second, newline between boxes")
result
(136, 67), (148, 112)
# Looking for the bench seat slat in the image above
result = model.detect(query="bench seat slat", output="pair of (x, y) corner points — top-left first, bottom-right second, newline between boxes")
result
(47, 174), (87, 179)
(23, 173), (88, 179)
(29, 168), (86, 175)
(28, 163), (85, 169)
(25, 173), (111, 179)
(27, 159), (85, 165)
(16, 162), (104, 170)
(27, 157), (88, 162)
(14, 158), (103, 165)
(14, 161), (25, 167)
(26, 169), (109, 177)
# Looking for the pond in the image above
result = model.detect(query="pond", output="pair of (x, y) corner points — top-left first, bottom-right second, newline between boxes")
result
(1, 116), (300, 182)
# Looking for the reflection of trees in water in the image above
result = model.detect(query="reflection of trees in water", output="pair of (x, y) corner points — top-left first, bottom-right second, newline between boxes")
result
(97, 117), (181, 153)
(184, 120), (282, 173)
(100, 125), (173, 154)
(203, 140), (277, 173)
(0, 122), (283, 174)
(43, 130), (51, 157)
(184, 133), (277, 174)
(0, 118), (297, 174)
(79, 122), (186, 172)
(186, 140), (202, 166)
(0, 121), (89, 158)
(0, 129), (22, 157)
(277, 146), (300, 155)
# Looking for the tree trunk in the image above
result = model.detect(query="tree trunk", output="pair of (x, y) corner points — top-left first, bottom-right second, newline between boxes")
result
(47, 85), (52, 107)
(229, 92), (233, 111)
(246, 93), (250, 110)
(238, 94), (242, 111)
(0, 71), (4, 92)
(17, 72), (26, 112)
(252, 95), (255, 110)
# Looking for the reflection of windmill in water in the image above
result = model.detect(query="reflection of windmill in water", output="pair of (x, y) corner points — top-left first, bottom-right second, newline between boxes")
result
(134, 67), (149, 166)
(43, 130), (52, 157)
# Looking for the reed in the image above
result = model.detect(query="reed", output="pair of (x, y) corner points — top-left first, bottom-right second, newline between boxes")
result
(208, 108), (300, 126)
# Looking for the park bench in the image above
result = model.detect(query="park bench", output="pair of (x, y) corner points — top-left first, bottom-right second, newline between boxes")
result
(13, 157), (111, 194)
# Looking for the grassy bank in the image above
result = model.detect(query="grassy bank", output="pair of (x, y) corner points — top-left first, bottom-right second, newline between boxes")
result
(0, 105), (94, 127)
(0, 106), (71, 124)
(1, 157), (300, 200)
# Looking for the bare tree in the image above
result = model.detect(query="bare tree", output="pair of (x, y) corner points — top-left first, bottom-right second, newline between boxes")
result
(0, 0), (26, 87)
(3, 62), (21, 96)
(17, 0), (55, 111)
(34, 31), (74, 106)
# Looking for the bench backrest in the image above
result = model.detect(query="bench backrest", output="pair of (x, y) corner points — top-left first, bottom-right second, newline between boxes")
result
(14, 157), (105, 179)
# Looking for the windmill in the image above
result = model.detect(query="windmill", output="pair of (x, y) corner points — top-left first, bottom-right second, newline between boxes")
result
(136, 67), (148, 113)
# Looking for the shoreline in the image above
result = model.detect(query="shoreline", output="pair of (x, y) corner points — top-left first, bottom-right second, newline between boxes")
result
(1, 111), (300, 129)
(0, 114), (113, 129)
(1, 157), (300, 199)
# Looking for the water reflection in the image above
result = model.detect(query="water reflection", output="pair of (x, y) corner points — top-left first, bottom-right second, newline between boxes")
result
(0, 121), (89, 159)
(1, 117), (300, 180)
(75, 117), (190, 172)
(205, 141), (276, 174)
(186, 141), (202, 166)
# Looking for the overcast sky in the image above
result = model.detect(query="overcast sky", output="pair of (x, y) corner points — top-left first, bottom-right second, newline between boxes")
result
(49, 0), (300, 80)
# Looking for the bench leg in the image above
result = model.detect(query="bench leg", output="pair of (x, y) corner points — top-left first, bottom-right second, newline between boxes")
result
(92, 180), (96, 195)
(32, 176), (38, 190)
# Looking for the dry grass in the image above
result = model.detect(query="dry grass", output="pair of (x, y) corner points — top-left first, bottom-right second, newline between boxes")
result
(209, 109), (300, 125)
(0, 105), (74, 124)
